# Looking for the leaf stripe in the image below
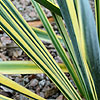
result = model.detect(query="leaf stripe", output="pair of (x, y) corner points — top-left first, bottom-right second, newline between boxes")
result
(0, 61), (68, 74)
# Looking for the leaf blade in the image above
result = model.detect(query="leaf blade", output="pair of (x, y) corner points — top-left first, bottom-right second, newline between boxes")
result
(0, 61), (68, 74)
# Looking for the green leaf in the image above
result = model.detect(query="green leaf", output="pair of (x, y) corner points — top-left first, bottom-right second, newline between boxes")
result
(32, 27), (64, 44)
(34, 0), (61, 16)
(0, 61), (68, 74)
(78, 0), (100, 98)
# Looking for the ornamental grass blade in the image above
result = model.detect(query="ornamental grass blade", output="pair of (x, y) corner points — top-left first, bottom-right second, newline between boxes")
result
(95, 0), (100, 44)
(0, 74), (45, 100)
(57, 0), (97, 99)
(31, 1), (82, 99)
(0, 61), (68, 74)
(0, 0), (81, 99)
(78, 0), (100, 98)
(34, 0), (61, 16)
(0, 95), (13, 100)
(32, 27), (64, 43)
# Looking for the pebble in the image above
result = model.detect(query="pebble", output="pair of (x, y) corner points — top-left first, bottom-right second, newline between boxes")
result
(45, 81), (51, 86)
(1, 37), (12, 46)
(0, 58), (3, 61)
(36, 74), (45, 80)
(15, 77), (24, 85)
(23, 77), (29, 83)
(39, 79), (46, 89)
(56, 95), (64, 100)
(30, 79), (39, 87)
(18, 7), (24, 11)
(40, 92), (45, 98)
(0, 86), (14, 94)
(55, 56), (63, 63)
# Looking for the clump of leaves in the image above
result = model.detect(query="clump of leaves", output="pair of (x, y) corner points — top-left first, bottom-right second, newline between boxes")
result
(0, 0), (100, 100)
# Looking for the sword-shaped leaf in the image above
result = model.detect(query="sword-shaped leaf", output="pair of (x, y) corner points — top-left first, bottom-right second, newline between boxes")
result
(32, 27), (64, 43)
(0, 61), (68, 74)
(34, 0), (61, 16)
(78, 0), (100, 98)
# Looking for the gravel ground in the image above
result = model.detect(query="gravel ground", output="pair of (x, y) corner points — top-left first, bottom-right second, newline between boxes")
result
(0, 0), (95, 100)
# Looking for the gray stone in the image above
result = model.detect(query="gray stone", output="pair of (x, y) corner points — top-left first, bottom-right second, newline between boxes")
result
(36, 74), (45, 80)
(40, 92), (45, 98)
(39, 79), (46, 88)
(0, 58), (3, 61)
(30, 79), (39, 87)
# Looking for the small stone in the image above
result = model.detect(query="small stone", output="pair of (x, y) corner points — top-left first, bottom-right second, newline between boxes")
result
(16, 4), (22, 9)
(52, 92), (59, 98)
(19, 94), (29, 100)
(39, 80), (46, 88)
(70, 80), (77, 89)
(46, 76), (49, 81)
(18, 7), (24, 11)
(36, 74), (45, 80)
(53, 25), (58, 30)
(29, 11), (35, 18)
(23, 14), (31, 21)
(42, 86), (50, 92)
(46, 45), (55, 49)
(65, 73), (70, 77)
(3, 33), (9, 37)
(30, 79), (39, 87)
(1, 37), (11, 46)
(13, 49), (23, 57)
(55, 56), (63, 63)
(45, 81), (51, 86)
(24, 77), (29, 83)
(40, 92), (45, 98)
(0, 58), (3, 61)
(0, 34), (2, 37)
(15, 77), (24, 85)
(0, 86), (13, 93)
(51, 52), (57, 58)
(36, 86), (40, 94)
(56, 95), (64, 100)
(25, 0), (31, 6)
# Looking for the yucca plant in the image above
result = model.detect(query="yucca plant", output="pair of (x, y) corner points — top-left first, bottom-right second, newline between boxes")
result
(0, 0), (100, 100)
